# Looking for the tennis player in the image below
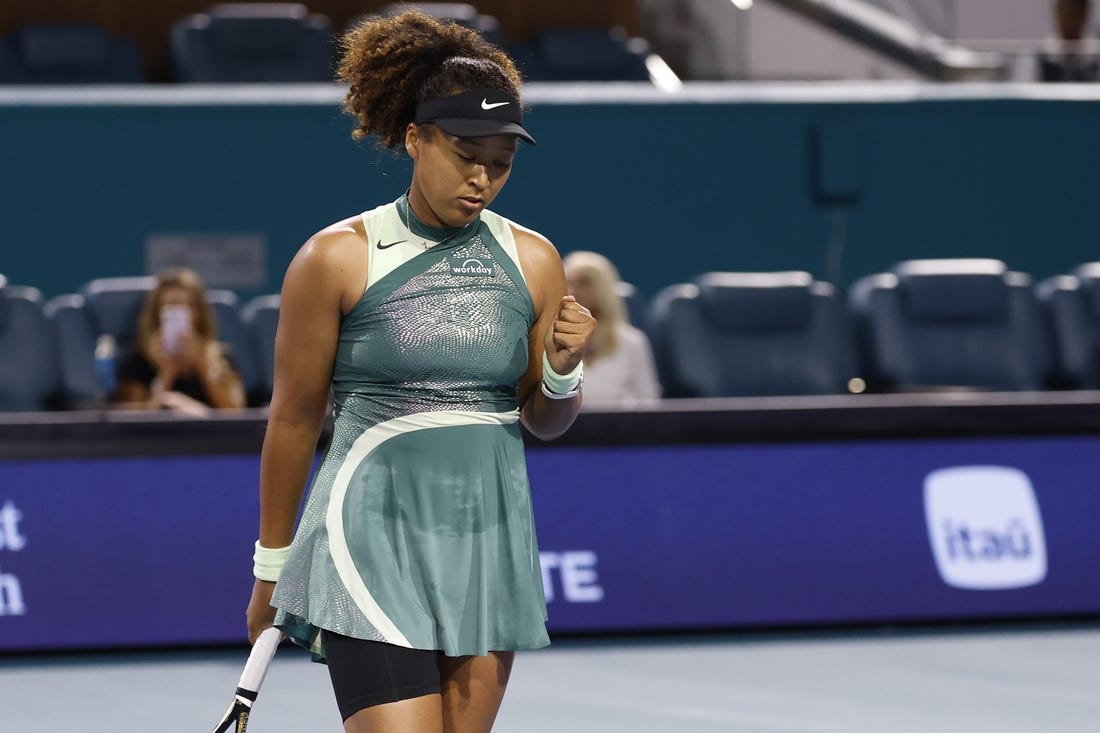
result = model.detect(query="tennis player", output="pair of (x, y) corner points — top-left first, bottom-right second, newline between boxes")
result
(244, 10), (595, 733)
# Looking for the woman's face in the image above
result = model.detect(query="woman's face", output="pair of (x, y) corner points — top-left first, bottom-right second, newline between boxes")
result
(158, 285), (201, 325)
(408, 126), (517, 228)
(566, 270), (598, 316)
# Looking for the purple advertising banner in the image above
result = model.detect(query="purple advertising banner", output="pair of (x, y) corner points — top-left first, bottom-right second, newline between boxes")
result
(1, 435), (1099, 652)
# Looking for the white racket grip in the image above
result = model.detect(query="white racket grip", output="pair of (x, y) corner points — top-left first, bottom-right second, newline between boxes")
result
(238, 627), (281, 694)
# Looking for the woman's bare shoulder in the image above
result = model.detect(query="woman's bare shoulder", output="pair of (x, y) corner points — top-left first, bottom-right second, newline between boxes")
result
(510, 222), (561, 271)
(284, 215), (369, 309)
(288, 215), (367, 276)
(304, 215), (368, 259)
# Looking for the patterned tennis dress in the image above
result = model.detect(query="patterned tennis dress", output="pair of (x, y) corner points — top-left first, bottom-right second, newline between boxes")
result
(272, 196), (549, 659)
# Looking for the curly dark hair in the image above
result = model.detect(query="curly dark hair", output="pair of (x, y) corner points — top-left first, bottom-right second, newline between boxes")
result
(337, 10), (524, 148)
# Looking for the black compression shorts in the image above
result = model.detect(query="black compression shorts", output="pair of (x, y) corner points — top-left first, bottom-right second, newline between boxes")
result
(323, 631), (443, 721)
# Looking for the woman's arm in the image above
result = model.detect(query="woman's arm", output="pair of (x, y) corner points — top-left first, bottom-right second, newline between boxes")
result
(514, 227), (597, 440)
(245, 219), (367, 641)
(113, 379), (152, 406)
(113, 343), (245, 410)
(196, 348), (246, 408)
(111, 348), (160, 407)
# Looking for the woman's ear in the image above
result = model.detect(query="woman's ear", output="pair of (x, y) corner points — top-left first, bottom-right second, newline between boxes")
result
(405, 122), (420, 160)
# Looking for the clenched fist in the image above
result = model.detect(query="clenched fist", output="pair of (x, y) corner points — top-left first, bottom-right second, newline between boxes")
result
(543, 295), (597, 376)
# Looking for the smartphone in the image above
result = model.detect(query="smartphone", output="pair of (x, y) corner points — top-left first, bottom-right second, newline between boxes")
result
(160, 304), (192, 355)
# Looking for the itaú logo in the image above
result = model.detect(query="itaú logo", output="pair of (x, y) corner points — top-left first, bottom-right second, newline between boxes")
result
(450, 257), (494, 276)
(924, 466), (1047, 590)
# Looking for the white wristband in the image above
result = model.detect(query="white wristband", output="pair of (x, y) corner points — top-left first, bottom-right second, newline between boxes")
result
(541, 352), (583, 395)
(253, 541), (291, 582)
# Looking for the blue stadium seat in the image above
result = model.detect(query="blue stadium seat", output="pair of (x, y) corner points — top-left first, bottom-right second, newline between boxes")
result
(849, 259), (1053, 392)
(0, 275), (60, 411)
(242, 294), (280, 405)
(511, 27), (652, 82)
(170, 3), (334, 82)
(44, 294), (103, 408)
(206, 289), (260, 403)
(1036, 262), (1100, 389)
(649, 271), (857, 397)
(0, 24), (145, 84)
(80, 276), (156, 350)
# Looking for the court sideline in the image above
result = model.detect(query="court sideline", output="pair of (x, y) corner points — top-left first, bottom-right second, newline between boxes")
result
(0, 622), (1096, 732)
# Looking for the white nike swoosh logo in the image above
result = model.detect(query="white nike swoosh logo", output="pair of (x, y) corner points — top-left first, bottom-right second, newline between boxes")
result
(481, 99), (510, 110)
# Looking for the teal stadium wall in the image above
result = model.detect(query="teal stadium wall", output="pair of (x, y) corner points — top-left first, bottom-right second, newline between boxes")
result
(1, 84), (1096, 302)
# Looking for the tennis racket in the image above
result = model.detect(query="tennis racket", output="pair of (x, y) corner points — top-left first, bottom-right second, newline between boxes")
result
(210, 627), (282, 733)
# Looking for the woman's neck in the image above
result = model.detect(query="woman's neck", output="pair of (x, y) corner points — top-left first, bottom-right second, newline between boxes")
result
(400, 192), (476, 246)
(406, 188), (462, 231)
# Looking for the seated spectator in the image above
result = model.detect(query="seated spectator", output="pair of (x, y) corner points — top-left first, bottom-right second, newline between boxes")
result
(1039, 0), (1099, 81)
(563, 251), (661, 406)
(114, 268), (245, 414)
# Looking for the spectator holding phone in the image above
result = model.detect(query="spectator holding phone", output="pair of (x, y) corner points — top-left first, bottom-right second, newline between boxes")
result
(114, 267), (246, 414)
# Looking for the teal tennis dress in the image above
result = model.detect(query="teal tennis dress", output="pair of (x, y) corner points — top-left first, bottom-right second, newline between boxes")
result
(272, 196), (550, 659)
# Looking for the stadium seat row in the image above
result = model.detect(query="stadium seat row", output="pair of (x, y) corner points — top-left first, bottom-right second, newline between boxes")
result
(0, 3), (651, 84)
(644, 258), (1100, 398)
(0, 274), (278, 412)
(3, 257), (1098, 412)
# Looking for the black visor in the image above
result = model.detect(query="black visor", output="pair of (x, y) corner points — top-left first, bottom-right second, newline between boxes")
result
(414, 88), (536, 145)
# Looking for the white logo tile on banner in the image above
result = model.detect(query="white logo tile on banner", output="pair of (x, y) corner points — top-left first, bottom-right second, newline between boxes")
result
(924, 466), (1047, 590)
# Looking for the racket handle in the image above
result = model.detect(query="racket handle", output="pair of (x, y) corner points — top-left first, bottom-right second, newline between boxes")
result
(238, 627), (281, 694)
